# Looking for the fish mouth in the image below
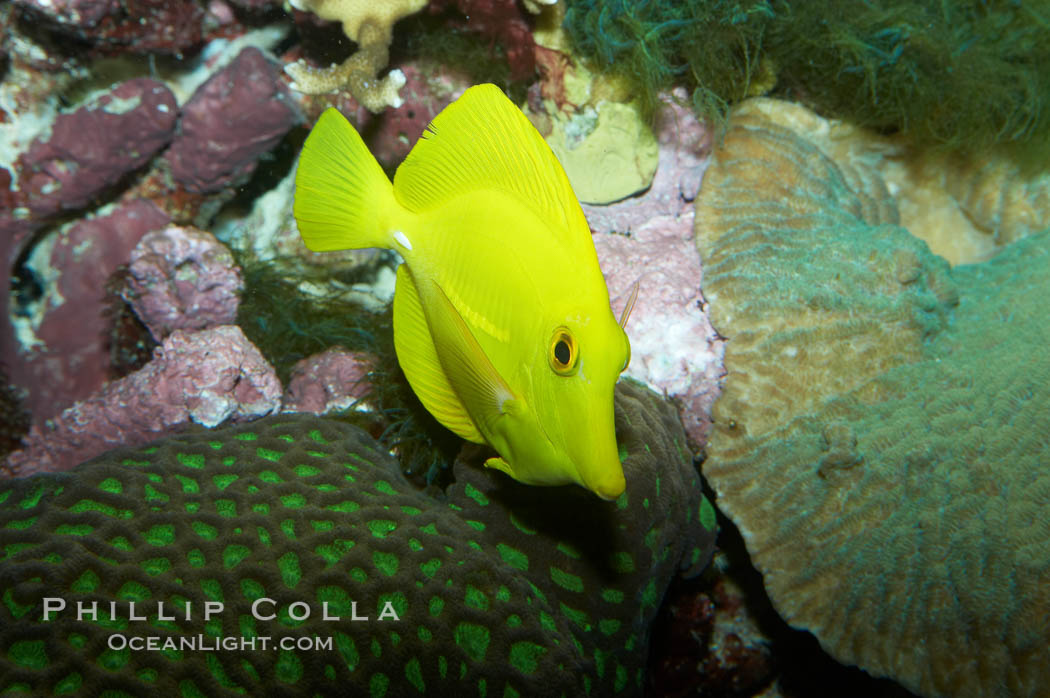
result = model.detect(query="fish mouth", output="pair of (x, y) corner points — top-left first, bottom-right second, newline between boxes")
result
(567, 427), (625, 500)
(530, 416), (607, 496)
(587, 468), (626, 501)
(538, 411), (624, 500)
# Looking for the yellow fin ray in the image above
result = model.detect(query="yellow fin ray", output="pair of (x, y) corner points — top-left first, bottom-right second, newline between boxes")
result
(393, 266), (484, 443)
(393, 84), (590, 254)
(422, 278), (517, 438)
(294, 108), (398, 252)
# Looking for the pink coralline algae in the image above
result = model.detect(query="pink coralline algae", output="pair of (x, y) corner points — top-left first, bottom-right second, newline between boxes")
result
(12, 0), (206, 55)
(363, 62), (469, 170)
(14, 78), (177, 221)
(591, 94), (721, 446)
(0, 168), (15, 213)
(2, 325), (282, 478)
(282, 348), (373, 415)
(6, 199), (170, 424)
(224, 0), (282, 9)
(124, 225), (243, 341)
(165, 47), (303, 194)
(12, 0), (120, 29)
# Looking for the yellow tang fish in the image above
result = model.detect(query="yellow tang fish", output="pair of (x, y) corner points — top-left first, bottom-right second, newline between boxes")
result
(293, 84), (633, 500)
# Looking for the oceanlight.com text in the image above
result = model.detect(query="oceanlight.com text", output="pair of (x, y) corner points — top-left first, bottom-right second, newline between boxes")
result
(106, 634), (335, 652)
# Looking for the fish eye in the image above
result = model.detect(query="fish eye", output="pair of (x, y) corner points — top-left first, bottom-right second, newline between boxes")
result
(555, 340), (571, 365)
(548, 326), (578, 376)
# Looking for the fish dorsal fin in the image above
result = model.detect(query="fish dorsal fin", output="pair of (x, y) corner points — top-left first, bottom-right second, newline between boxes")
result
(393, 84), (589, 250)
(393, 265), (484, 444)
(422, 277), (518, 439)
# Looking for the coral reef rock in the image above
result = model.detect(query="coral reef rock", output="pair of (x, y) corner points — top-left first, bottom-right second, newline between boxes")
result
(166, 47), (303, 194)
(649, 557), (776, 698)
(526, 13), (659, 205)
(124, 225), (244, 341)
(361, 61), (469, 170)
(8, 199), (170, 423)
(12, 0), (206, 55)
(595, 219), (722, 448)
(591, 93), (720, 446)
(0, 380), (716, 695)
(3, 325), (281, 477)
(582, 90), (711, 236)
(695, 98), (1050, 698)
(282, 347), (373, 415)
(547, 99), (658, 205)
(14, 78), (177, 221)
(428, 0), (538, 81)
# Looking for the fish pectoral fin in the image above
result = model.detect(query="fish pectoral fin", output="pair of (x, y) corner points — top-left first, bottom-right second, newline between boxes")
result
(393, 266), (485, 444)
(424, 279), (517, 436)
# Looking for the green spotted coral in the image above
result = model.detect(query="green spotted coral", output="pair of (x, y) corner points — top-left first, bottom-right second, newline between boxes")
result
(0, 379), (715, 696)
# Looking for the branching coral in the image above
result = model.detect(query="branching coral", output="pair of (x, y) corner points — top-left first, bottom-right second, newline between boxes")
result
(285, 0), (426, 111)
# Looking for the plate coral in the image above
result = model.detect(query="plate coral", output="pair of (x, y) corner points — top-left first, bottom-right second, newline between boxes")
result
(696, 98), (1050, 698)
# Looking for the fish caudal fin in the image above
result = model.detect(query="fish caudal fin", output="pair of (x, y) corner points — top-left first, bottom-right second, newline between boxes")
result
(294, 108), (399, 252)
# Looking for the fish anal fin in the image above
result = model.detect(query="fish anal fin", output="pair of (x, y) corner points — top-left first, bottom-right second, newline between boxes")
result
(393, 266), (484, 444)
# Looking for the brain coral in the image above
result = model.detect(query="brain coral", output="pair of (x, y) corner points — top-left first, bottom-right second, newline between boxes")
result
(0, 379), (715, 696)
(694, 99), (1050, 698)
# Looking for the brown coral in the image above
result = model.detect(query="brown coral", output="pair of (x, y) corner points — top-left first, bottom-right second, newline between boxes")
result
(734, 99), (1050, 266)
(694, 99), (1050, 698)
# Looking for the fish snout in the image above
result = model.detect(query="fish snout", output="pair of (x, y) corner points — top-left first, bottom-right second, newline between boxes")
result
(574, 432), (626, 500)
(587, 467), (626, 501)
(565, 389), (626, 501)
